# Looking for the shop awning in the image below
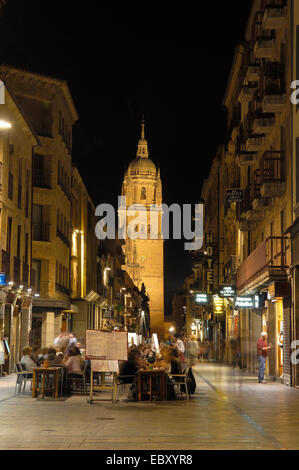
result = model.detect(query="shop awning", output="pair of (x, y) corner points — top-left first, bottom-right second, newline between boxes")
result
(62, 304), (80, 314)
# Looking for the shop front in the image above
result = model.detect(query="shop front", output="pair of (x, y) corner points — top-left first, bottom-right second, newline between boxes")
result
(0, 286), (33, 374)
(236, 237), (291, 384)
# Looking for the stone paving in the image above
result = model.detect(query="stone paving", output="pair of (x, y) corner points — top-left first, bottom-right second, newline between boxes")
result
(0, 363), (299, 450)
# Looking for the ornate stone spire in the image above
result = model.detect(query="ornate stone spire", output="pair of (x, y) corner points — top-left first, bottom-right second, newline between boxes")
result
(137, 117), (149, 158)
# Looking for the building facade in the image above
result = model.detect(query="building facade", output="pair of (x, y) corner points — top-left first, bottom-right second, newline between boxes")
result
(0, 66), (79, 348)
(70, 165), (99, 342)
(0, 79), (38, 372)
(120, 121), (164, 338)
(198, 0), (293, 383)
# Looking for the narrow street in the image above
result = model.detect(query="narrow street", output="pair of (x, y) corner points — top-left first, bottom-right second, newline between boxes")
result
(1, 363), (299, 450)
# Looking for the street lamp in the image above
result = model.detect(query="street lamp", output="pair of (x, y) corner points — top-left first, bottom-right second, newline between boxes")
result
(0, 120), (11, 129)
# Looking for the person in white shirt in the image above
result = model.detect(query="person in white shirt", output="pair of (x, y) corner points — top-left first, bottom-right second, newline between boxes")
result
(53, 333), (63, 347)
(68, 333), (78, 347)
(20, 346), (36, 371)
(173, 333), (185, 353)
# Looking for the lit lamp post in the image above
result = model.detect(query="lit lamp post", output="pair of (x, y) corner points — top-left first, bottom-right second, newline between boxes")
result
(0, 120), (11, 129)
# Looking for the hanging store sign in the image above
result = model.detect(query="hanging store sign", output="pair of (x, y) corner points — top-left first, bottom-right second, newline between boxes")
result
(213, 295), (225, 316)
(0, 273), (6, 285)
(226, 189), (243, 204)
(205, 233), (215, 295)
(219, 285), (236, 298)
(254, 293), (267, 308)
(234, 295), (254, 309)
(194, 292), (209, 304)
(234, 294), (267, 309)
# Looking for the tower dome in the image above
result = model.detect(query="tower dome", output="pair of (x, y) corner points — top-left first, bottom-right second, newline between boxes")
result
(127, 119), (157, 176)
(128, 156), (156, 176)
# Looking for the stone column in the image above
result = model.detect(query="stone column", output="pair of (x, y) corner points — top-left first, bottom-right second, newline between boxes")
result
(41, 312), (55, 348)
(20, 306), (32, 351)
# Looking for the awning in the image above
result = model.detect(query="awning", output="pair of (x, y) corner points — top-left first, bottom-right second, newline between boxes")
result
(33, 298), (70, 309)
(85, 290), (108, 307)
(62, 304), (80, 314)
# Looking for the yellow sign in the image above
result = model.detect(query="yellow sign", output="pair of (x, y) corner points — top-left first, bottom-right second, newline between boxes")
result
(213, 295), (225, 316)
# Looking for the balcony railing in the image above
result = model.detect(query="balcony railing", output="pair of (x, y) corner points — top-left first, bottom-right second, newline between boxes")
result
(239, 84), (258, 102)
(237, 151), (258, 167)
(33, 223), (51, 242)
(36, 124), (52, 138)
(236, 236), (290, 290)
(246, 63), (261, 82)
(260, 151), (285, 197)
(260, 151), (284, 183)
(246, 135), (265, 152)
(254, 37), (276, 59)
(1, 250), (10, 280)
(33, 169), (51, 189)
(262, 4), (287, 30)
(252, 113), (275, 134)
(236, 177), (261, 221)
(262, 92), (286, 113)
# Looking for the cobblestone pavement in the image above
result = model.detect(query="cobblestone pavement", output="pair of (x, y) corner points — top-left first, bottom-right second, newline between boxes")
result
(0, 363), (299, 450)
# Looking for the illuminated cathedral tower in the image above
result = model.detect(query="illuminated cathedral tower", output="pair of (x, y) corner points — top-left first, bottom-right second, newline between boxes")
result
(121, 120), (164, 338)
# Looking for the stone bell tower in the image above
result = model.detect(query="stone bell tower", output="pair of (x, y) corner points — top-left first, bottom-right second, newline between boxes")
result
(121, 120), (164, 338)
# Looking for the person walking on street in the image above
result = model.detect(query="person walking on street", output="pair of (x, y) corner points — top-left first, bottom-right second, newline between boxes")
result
(257, 332), (271, 383)
(173, 333), (186, 364)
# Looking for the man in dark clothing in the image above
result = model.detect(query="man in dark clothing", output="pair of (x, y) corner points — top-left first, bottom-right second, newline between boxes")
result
(257, 332), (271, 383)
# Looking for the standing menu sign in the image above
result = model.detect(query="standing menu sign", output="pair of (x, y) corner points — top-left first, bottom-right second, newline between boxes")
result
(85, 330), (128, 373)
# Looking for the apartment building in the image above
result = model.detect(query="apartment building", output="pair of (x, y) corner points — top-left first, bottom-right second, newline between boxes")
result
(0, 66), (79, 348)
(0, 79), (38, 372)
(70, 165), (99, 342)
(221, 0), (292, 383)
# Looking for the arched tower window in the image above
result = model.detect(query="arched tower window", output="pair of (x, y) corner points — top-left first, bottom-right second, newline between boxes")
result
(141, 187), (146, 200)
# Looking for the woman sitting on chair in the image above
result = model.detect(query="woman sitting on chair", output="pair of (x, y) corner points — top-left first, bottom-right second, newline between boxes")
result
(20, 346), (36, 373)
(64, 347), (84, 396)
(64, 347), (83, 376)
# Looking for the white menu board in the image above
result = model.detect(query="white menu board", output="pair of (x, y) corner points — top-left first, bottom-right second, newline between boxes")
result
(91, 360), (119, 373)
(86, 330), (128, 361)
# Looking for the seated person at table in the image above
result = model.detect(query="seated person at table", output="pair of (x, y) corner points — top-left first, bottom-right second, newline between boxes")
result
(31, 346), (44, 366)
(119, 348), (144, 383)
(47, 348), (64, 366)
(20, 346), (36, 372)
(155, 346), (182, 374)
(41, 347), (49, 361)
(155, 346), (182, 399)
(64, 347), (84, 377)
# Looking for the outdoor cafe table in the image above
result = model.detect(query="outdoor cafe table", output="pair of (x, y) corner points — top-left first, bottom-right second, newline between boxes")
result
(137, 369), (166, 401)
(32, 367), (61, 399)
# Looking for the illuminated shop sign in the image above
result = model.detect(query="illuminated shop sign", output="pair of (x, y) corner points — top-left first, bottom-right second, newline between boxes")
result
(194, 293), (209, 304)
(213, 295), (225, 315)
(0, 273), (5, 285)
(234, 296), (254, 308)
(205, 233), (216, 295)
(235, 294), (267, 309)
(219, 285), (236, 298)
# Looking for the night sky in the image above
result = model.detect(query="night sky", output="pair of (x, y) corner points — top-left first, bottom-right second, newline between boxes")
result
(0, 1), (252, 314)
